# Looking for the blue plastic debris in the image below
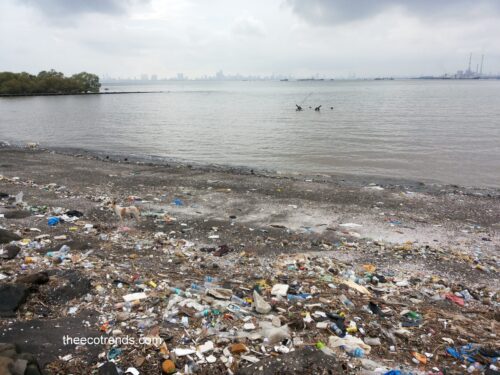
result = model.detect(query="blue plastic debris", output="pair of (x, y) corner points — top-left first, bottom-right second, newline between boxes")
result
(172, 198), (184, 206)
(446, 347), (462, 360)
(389, 220), (402, 225)
(107, 347), (122, 360)
(446, 344), (483, 363)
(287, 293), (312, 301)
(348, 347), (364, 358)
(47, 216), (60, 226)
(46, 245), (70, 260)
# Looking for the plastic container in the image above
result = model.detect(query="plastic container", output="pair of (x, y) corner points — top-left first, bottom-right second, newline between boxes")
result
(230, 295), (248, 306)
(189, 283), (206, 294)
(194, 309), (210, 318)
(348, 348), (364, 358)
(340, 294), (354, 308)
(330, 323), (344, 337)
(169, 287), (184, 296)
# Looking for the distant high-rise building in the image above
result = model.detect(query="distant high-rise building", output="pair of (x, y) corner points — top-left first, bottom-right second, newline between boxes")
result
(151, 74), (158, 81)
(176, 73), (185, 80)
(216, 70), (224, 80)
(140, 74), (149, 81)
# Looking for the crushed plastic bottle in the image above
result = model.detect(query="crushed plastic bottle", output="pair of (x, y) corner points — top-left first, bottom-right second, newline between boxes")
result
(194, 309), (210, 318)
(169, 287), (184, 296)
(287, 293), (312, 301)
(15, 192), (23, 205)
(348, 348), (364, 358)
(230, 295), (249, 306)
(340, 294), (354, 308)
(330, 322), (344, 337)
(189, 283), (206, 294)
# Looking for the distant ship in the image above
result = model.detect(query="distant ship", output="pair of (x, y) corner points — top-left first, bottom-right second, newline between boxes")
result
(298, 78), (324, 81)
(280, 79), (288, 81)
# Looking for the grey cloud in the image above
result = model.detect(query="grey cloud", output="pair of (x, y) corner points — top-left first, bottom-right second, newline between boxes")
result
(232, 17), (266, 37)
(285, 0), (500, 25)
(19, 0), (149, 18)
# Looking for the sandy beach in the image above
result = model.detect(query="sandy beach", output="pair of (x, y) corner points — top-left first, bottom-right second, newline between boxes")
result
(0, 146), (499, 374)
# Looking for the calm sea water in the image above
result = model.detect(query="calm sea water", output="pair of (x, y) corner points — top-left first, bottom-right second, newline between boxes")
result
(1, 80), (499, 187)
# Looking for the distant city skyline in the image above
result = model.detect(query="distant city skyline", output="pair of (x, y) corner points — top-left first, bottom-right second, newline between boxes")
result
(2, 0), (499, 78)
(100, 54), (500, 82)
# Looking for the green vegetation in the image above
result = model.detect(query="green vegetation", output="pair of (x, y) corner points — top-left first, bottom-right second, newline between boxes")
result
(0, 70), (101, 95)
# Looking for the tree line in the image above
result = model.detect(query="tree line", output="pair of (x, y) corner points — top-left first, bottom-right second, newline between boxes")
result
(0, 70), (101, 95)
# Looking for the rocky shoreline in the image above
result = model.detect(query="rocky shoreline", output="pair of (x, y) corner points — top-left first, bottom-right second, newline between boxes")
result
(0, 147), (498, 374)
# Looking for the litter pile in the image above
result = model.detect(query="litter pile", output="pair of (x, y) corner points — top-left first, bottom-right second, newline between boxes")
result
(0, 171), (499, 375)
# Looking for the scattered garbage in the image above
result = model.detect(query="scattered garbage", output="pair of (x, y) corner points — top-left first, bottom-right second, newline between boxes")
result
(0, 160), (498, 375)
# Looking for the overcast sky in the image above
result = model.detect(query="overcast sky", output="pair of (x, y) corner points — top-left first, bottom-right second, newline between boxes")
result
(1, 0), (499, 78)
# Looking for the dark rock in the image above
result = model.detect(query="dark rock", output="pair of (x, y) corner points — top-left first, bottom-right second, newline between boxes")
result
(66, 210), (83, 218)
(16, 272), (49, 286)
(25, 363), (43, 375)
(46, 270), (91, 303)
(213, 244), (232, 257)
(1, 244), (20, 260)
(200, 247), (216, 253)
(0, 284), (29, 317)
(237, 346), (343, 375)
(0, 192), (9, 199)
(2, 210), (31, 219)
(98, 361), (119, 375)
(0, 229), (21, 244)
(0, 343), (43, 375)
(0, 343), (17, 356)
(1, 311), (100, 367)
(61, 239), (91, 251)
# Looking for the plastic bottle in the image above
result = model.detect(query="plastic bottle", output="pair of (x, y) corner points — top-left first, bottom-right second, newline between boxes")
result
(355, 277), (366, 285)
(330, 323), (344, 337)
(342, 270), (356, 281)
(169, 287), (184, 296)
(348, 348), (364, 358)
(194, 309), (210, 318)
(230, 295), (248, 306)
(326, 312), (344, 320)
(189, 283), (206, 294)
(405, 311), (421, 320)
(461, 290), (473, 301)
(137, 318), (155, 330)
(340, 294), (354, 308)
(287, 293), (312, 301)
(114, 300), (140, 310)
(204, 276), (218, 289)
